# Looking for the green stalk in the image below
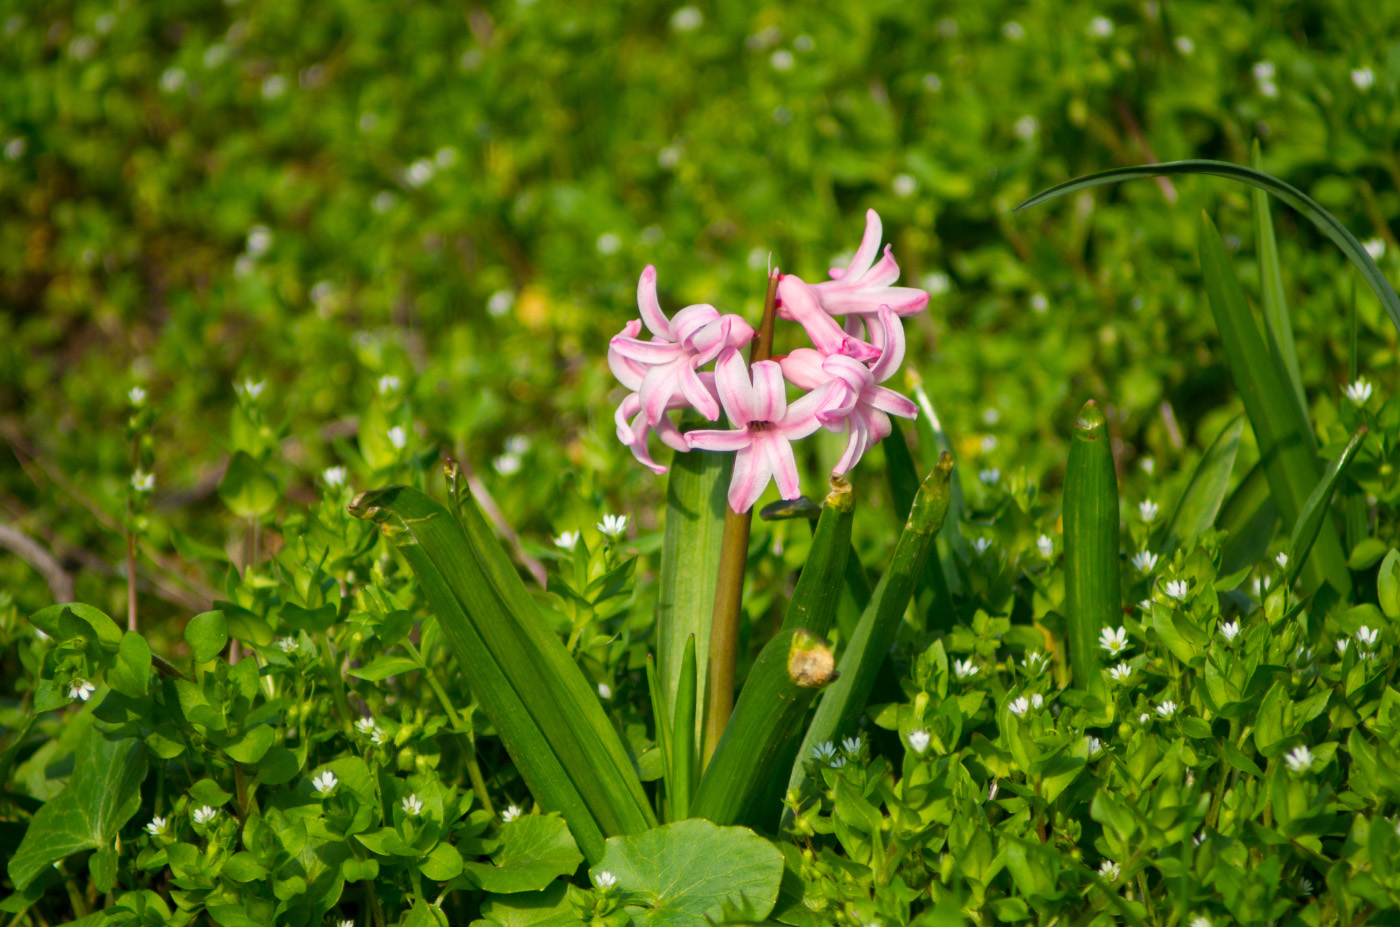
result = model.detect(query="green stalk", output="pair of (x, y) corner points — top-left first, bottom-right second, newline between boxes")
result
(692, 629), (837, 830)
(884, 421), (956, 630)
(780, 477), (854, 637)
(1063, 399), (1119, 701)
(1281, 427), (1369, 589)
(783, 453), (954, 820)
(644, 654), (673, 819)
(672, 635), (697, 821)
(704, 268), (779, 764)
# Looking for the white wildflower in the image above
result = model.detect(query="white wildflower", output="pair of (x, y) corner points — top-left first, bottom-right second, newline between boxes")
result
(1165, 579), (1189, 600)
(312, 770), (338, 795)
(1022, 651), (1048, 675)
(1358, 625), (1380, 648)
(501, 804), (522, 822)
(323, 466), (347, 488)
(1365, 238), (1386, 260)
(554, 531), (580, 551)
(907, 730), (931, 754)
(1156, 700), (1178, 719)
(595, 870), (618, 889)
(892, 174), (918, 198)
(261, 74), (288, 100)
(1087, 736), (1103, 757)
(1109, 662), (1133, 683)
(1002, 21), (1024, 40)
(192, 806), (217, 824)
(1087, 15), (1114, 37)
(669, 6), (703, 32)
(597, 514), (628, 538)
(1013, 115), (1039, 140)
(1275, 552), (1289, 568)
(1175, 36), (1195, 55)
(1219, 620), (1241, 643)
(402, 794), (423, 816)
(1099, 859), (1121, 881)
(1336, 638), (1350, 655)
(145, 816), (167, 836)
(377, 375), (401, 395)
(68, 679), (96, 702)
(972, 538), (993, 555)
(1190, 916), (1212, 927)
(245, 226), (273, 257)
(386, 426), (407, 450)
(812, 741), (837, 762)
(486, 289), (515, 317)
(493, 454), (522, 476)
(979, 468), (1000, 485)
(1030, 693), (1044, 709)
(1140, 457), (1156, 475)
(1036, 534), (1054, 558)
(1139, 499), (1159, 522)
(355, 717), (378, 735)
(1285, 744), (1314, 773)
(1099, 626), (1130, 657)
(953, 658), (978, 680)
(128, 386), (147, 406)
(404, 159), (434, 188)
(842, 735), (863, 755)
(1346, 377), (1374, 405)
(1008, 696), (1030, 717)
(597, 682), (612, 699)
(1132, 550), (1159, 573)
(277, 637), (296, 653)
(769, 49), (794, 72)
(596, 233), (621, 256)
(131, 470), (155, 493)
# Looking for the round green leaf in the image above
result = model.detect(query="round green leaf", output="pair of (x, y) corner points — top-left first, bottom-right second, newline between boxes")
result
(109, 631), (152, 698)
(219, 451), (280, 519)
(461, 813), (583, 894)
(185, 610), (228, 663)
(592, 819), (783, 927)
(1379, 549), (1400, 619)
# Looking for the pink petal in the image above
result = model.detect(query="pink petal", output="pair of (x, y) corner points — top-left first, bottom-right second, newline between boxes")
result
(670, 304), (723, 345)
(854, 246), (902, 288)
(868, 307), (906, 383)
(750, 360), (788, 423)
(778, 348), (827, 390)
(637, 265), (672, 340)
(832, 412), (873, 477)
(639, 362), (683, 424)
(654, 413), (690, 452)
(829, 209), (883, 281)
(765, 435), (803, 500)
(865, 384), (918, 419)
(610, 336), (685, 365)
(728, 445), (773, 513)
(816, 285), (929, 318)
(687, 314), (754, 366)
(779, 276), (881, 362)
(686, 427), (754, 452)
(608, 321), (646, 390)
(614, 392), (642, 444)
(677, 362), (721, 420)
(714, 347), (759, 426)
(779, 381), (839, 440)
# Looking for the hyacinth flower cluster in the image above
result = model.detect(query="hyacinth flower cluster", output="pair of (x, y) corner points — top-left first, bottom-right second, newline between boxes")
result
(608, 210), (930, 512)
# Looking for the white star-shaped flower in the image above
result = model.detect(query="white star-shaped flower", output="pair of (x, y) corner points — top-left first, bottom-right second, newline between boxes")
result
(953, 658), (978, 679)
(1358, 625), (1380, 648)
(145, 816), (167, 836)
(1138, 500), (1158, 522)
(1275, 552), (1288, 569)
(907, 730), (931, 754)
(277, 637), (296, 653)
(971, 537), (992, 555)
(312, 770), (338, 795)
(841, 735), (863, 755)
(1219, 620), (1241, 643)
(596, 514), (628, 538)
(1022, 651), (1048, 675)
(1087, 736), (1103, 757)
(1156, 700), (1178, 719)
(979, 468), (1000, 485)
(811, 741), (837, 762)
(192, 805), (217, 824)
(595, 870), (618, 890)
(1008, 696), (1030, 717)
(128, 386), (147, 406)
(1285, 744), (1314, 773)
(323, 466), (347, 488)
(1099, 859), (1121, 881)
(355, 717), (378, 735)
(501, 804), (522, 822)
(1036, 534), (1054, 558)
(1099, 626), (1130, 656)
(554, 531), (580, 551)
(1165, 579), (1189, 600)
(1336, 638), (1350, 655)
(386, 426), (407, 450)
(1132, 550), (1158, 573)
(131, 470), (155, 493)
(1345, 378), (1373, 406)
(1109, 662), (1133, 683)
(68, 678), (96, 702)
(402, 794), (423, 816)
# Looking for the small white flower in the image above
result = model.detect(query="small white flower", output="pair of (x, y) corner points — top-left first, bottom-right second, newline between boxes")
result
(1036, 534), (1054, 558)
(1190, 916), (1212, 927)
(404, 159), (434, 188)
(1022, 651), (1048, 675)
(501, 804), (522, 822)
(131, 470), (155, 493)
(1139, 712), (1152, 724)
(1087, 736), (1103, 757)
(1285, 745), (1314, 773)
(1165, 579), (1189, 600)
(842, 735), (863, 755)
(245, 225), (273, 257)
(337, 920), (355, 927)
(1013, 116), (1039, 140)
(1087, 15), (1114, 37)
(435, 146), (459, 169)
(312, 770), (338, 795)
(1140, 457), (1156, 476)
(1336, 638), (1350, 655)
(1358, 625), (1380, 648)
(1275, 552), (1289, 568)
(355, 717), (378, 735)
(377, 375), (401, 395)
(972, 538), (993, 555)
(128, 386), (147, 406)
(1175, 36), (1195, 55)
(1219, 620), (1241, 643)
(1345, 377), (1374, 405)
(372, 191), (398, 214)
(595, 870), (618, 889)
(669, 6), (703, 32)
(1109, 662), (1133, 683)
(812, 741), (837, 762)
(981, 434), (999, 452)
(277, 637), (296, 653)
(829, 756), (847, 770)
(3, 136), (27, 160)
(554, 530), (580, 551)
(386, 426), (407, 450)
(160, 67), (187, 94)
(1253, 60), (1276, 81)
(1352, 67), (1376, 91)
(953, 658), (979, 680)
(596, 233), (621, 256)
(891, 173), (918, 198)
(1002, 21), (1025, 40)
(323, 466), (347, 488)
(1138, 599), (1153, 612)
(1365, 238), (1386, 261)
(907, 730), (931, 754)
(1133, 550), (1159, 573)
(486, 289), (515, 317)
(597, 682), (612, 699)
(145, 816), (167, 836)
(1299, 877), (1314, 895)
(1008, 696), (1030, 717)
(597, 514), (628, 538)
(370, 728), (387, 746)
(1156, 700), (1178, 719)
(979, 468), (1000, 485)
(1099, 859), (1121, 881)
(493, 454), (522, 476)
(402, 794), (423, 816)
(261, 74), (288, 100)
(1099, 626), (1130, 656)
(1030, 693), (1044, 709)
(1139, 499), (1159, 522)
(192, 805), (217, 824)
(769, 49), (794, 71)
(68, 679), (96, 702)
(982, 407), (1001, 426)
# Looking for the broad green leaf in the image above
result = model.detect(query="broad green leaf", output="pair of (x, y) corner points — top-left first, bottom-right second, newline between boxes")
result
(593, 819), (784, 927)
(420, 842), (465, 881)
(219, 451), (280, 519)
(780, 479), (853, 639)
(223, 725), (276, 764)
(474, 882), (583, 927)
(461, 813), (584, 893)
(1282, 427), (1369, 589)
(349, 654), (421, 681)
(184, 610), (227, 663)
(1064, 400), (1118, 700)
(1198, 214), (1350, 596)
(1017, 159), (1400, 335)
(30, 603), (123, 650)
(188, 779), (233, 807)
(908, 371), (968, 594)
(109, 631), (152, 698)
(8, 731), (148, 890)
(1379, 550), (1400, 619)
(657, 443), (731, 744)
(1218, 461), (1278, 576)
(1163, 414), (1244, 558)
(1251, 144), (1308, 426)
(884, 423), (955, 630)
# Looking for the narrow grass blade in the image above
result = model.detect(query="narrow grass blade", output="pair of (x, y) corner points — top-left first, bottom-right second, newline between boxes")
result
(836, 544), (873, 644)
(784, 454), (954, 814)
(672, 634), (697, 822)
(1251, 143), (1308, 425)
(781, 478), (854, 638)
(645, 655), (674, 821)
(1161, 414), (1244, 558)
(1063, 400), (1119, 698)
(908, 372), (969, 566)
(350, 482), (656, 860)
(1198, 214), (1352, 596)
(657, 444), (731, 745)
(1218, 461), (1279, 576)
(1282, 427), (1369, 588)
(1016, 160), (1400, 335)
(885, 422), (956, 629)
(692, 629), (836, 831)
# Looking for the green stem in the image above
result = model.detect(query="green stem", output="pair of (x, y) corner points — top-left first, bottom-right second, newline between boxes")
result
(703, 268), (778, 764)
(407, 641), (496, 816)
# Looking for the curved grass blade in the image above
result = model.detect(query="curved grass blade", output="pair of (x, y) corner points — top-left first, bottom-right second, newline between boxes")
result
(1281, 427), (1369, 589)
(351, 483), (655, 860)
(1161, 414), (1244, 558)
(671, 635), (697, 822)
(1016, 159), (1400, 335)
(783, 454), (954, 821)
(1198, 214), (1352, 596)
(1063, 400), (1118, 698)
(657, 444), (732, 746)
(781, 478), (854, 638)
(1251, 143), (1307, 425)
(692, 629), (836, 831)
(1218, 461), (1279, 577)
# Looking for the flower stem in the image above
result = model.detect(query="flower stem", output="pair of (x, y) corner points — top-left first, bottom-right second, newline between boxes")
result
(702, 268), (779, 765)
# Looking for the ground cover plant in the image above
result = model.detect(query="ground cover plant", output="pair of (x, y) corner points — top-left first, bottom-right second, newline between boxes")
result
(7, 1), (1400, 925)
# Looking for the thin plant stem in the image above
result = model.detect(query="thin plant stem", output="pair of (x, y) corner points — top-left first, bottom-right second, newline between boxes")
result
(406, 640), (496, 817)
(126, 532), (137, 633)
(702, 268), (779, 764)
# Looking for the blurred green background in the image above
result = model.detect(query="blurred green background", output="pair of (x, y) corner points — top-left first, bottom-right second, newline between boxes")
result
(3, 0), (1399, 626)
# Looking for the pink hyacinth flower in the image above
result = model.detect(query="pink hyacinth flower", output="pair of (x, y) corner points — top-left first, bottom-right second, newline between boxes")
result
(809, 209), (929, 318)
(685, 348), (838, 513)
(608, 265), (755, 425)
(780, 307), (918, 476)
(776, 275), (881, 363)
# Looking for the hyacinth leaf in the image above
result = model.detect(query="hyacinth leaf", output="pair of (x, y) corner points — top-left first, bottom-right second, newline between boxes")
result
(1161, 414), (1244, 558)
(780, 478), (854, 638)
(1218, 461), (1279, 577)
(692, 628), (837, 831)
(1251, 144), (1308, 426)
(1282, 427), (1369, 589)
(783, 454), (954, 819)
(836, 544), (874, 644)
(885, 422), (956, 630)
(657, 445), (732, 747)
(349, 483), (654, 863)
(644, 655), (674, 821)
(907, 372), (968, 597)
(1063, 400), (1119, 700)
(1198, 213), (1352, 597)
(671, 634), (697, 822)
(1016, 159), (1400, 336)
